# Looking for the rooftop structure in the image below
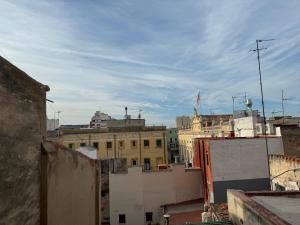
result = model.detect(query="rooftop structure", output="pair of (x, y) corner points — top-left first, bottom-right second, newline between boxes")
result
(176, 116), (192, 130)
(228, 190), (300, 225)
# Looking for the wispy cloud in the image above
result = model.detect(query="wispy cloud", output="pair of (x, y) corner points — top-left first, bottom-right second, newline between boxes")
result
(1, 0), (300, 126)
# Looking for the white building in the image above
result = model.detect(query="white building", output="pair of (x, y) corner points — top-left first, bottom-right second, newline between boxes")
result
(234, 109), (275, 137)
(109, 165), (203, 225)
(90, 111), (111, 129)
(47, 118), (59, 131)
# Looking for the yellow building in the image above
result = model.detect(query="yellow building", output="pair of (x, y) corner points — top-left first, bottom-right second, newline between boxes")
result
(59, 126), (167, 170)
(178, 114), (233, 165)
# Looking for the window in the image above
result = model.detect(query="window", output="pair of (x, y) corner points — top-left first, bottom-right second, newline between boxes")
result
(175, 138), (177, 142)
(106, 141), (112, 149)
(144, 158), (151, 170)
(156, 139), (162, 148)
(131, 140), (137, 148)
(169, 130), (172, 134)
(119, 214), (126, 224)
(119, 140), (124, 148)
(132, 159), (137, 166)
(93, 142), (99, 149)
(144, 139), (150, 147)
(170, 138), (173, 143)
(68, 143), (74, 149)
(80, 143), (86, 147)
(145, 212), (153, 222)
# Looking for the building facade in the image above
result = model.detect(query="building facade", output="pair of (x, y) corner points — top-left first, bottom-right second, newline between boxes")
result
(90, 111), (111, 129)
(233, 109), (277, 137)
(109, 165), (202, 225)
(194, 137), (284, 204)
(178, 114), (233, 166)
(47, 118), (59, 131)
(59, 125), (167, 170)
(0, 56), (49, 225)
(166, 128), (179, 163)
(176, 115), (191, 129)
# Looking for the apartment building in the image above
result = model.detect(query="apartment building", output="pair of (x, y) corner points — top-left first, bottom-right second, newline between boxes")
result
(59, 125), (167, 170)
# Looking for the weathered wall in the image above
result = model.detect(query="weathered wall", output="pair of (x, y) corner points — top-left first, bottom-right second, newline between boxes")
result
(109, 165), (203, 225)
(234, 117), (257, 137)
(281, 126), (300, 156)
(45, 143), (100, 225)
(228, 190), (300, 225)
(270, 154), (300, 191)
(228, 190), (274, 225)
(0, 56), (48, 225)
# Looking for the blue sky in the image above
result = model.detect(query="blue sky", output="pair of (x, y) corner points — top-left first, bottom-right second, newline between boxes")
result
(0, 0), (299, 127)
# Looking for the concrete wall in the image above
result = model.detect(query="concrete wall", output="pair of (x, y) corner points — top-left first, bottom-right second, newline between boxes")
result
(0, 56), (48, 225)
(209, 138), (283, 203)
(45, 142), (100, 225)
(234, 117), (256, 137)
(270, 154), (300, 191)
(210, 139), (271, 182)
(109, 165), (203, 225)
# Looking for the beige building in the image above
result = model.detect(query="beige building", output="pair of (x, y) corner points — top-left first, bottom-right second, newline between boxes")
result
(59, 125), (167, 170)
(178, 114), (233, 165)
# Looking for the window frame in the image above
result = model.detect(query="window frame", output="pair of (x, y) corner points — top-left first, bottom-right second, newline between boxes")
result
(145, 212), (153, 222)
(106, 141), (112, 149)
(68, 143), (74, 149)
(119, 214), (126, 224)
(93, 142), (99, 149)
(80, 142), (86, 147)
(143, 139), (150, 148)
(156, 139), (162, 148)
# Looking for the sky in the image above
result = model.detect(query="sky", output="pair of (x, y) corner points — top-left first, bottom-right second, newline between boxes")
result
(0, 0), (300, 127)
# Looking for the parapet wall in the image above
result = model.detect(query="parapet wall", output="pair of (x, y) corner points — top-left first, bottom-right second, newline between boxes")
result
(269, 154), (300, 190)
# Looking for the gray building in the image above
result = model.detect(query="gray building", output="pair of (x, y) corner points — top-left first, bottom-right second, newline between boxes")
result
(166, 128), (179, 163)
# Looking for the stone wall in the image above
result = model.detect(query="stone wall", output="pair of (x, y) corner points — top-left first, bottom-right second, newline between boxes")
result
(270, 154), (300, 190)
(0, 56), (48, 225)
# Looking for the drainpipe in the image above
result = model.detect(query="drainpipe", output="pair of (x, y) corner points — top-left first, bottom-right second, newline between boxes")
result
(113, 134), (116, 159)
(139, 132), (142, 166)
(163, 132), (166, 164)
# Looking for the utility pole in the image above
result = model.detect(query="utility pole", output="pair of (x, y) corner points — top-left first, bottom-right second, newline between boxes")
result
(250, 38), (275, 185)
(282, 89), (285, 124)
(281, 89), (291, 124)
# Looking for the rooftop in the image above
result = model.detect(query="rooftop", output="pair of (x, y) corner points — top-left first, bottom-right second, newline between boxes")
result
(60, 125), (166, 135)
(228, 190), (300, 225)
(252, 195), (300, 225)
